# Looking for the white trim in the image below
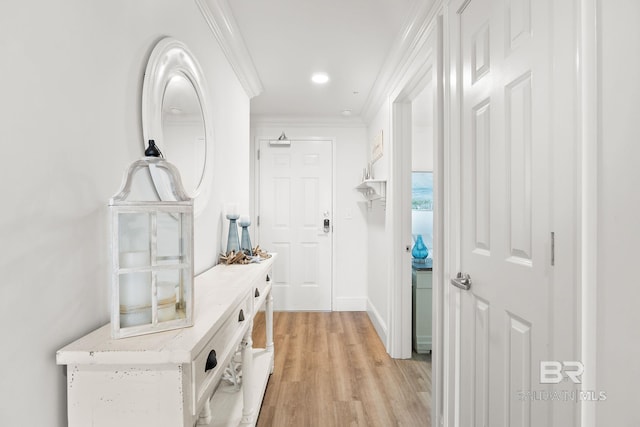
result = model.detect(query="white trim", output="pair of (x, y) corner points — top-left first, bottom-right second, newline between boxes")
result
(195, 0), (263, 98)
(444, 2), (463, 425)
(334, 297), (367, 312)
(384, 4), (442, 360)
(251, 115), (366, 128)
(367, 298), (388, 345)
(330, 137), (337, 313)
(388, 100), (412, 359)
(432, 13), (446, 427)
(580, 0), (599, 425)
(361, 1), (442, 123)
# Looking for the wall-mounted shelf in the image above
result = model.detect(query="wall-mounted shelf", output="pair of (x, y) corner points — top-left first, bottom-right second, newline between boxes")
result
(356, 179), (386, 205)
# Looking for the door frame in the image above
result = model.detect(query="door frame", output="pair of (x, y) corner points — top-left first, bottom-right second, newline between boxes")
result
(580, 0), (599, 424)
(253, 136), (336, 311)
(388, 7), (446, 426)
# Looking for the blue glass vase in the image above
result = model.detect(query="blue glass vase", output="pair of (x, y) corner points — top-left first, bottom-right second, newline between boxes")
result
(226, 214), (240, 254)
(412, 234), (428, 261)
(239, 217), (253, 256)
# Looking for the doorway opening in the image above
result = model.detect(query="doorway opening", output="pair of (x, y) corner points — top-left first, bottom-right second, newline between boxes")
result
(409, 84), (435, 361)
(388, 14), (443, 427)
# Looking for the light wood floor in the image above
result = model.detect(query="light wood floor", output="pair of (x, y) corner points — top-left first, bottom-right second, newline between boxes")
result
(252, 311), (431, 427)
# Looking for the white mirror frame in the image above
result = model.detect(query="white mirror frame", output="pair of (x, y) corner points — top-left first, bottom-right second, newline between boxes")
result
(142, 37), (213, 216)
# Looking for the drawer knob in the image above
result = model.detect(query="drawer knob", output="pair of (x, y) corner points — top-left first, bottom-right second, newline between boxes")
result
(255, 288), (260, 298)
(238, 309), (245, 322)
(266, 274), (270, 282)
(205, 350), (217, 372)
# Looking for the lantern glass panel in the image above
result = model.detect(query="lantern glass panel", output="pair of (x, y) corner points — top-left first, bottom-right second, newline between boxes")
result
(118, 213), (151, 258)
(155, 269), (183, 323)
(156, 212), (183, 265)
(119, 271), (152, 327)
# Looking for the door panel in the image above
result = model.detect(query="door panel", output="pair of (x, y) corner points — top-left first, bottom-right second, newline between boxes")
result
(455, 0), (551, 425)
(259, 139), (332, 311)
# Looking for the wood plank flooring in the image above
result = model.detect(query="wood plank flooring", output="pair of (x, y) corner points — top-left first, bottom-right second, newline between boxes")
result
(252, 311), (431, 427)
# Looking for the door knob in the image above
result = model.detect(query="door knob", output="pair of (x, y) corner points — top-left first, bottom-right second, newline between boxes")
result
(450, 272), (472, 290)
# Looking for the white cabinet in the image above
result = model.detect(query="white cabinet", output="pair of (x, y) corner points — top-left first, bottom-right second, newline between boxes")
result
(412, 265), (432, 353)
(56, 255), (276, 427)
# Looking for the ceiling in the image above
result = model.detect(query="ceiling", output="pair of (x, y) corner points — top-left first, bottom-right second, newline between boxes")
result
(227, 0), (419, 120)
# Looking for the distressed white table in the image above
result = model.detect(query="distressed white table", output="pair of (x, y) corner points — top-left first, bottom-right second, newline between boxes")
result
(57, 255), (276, 427)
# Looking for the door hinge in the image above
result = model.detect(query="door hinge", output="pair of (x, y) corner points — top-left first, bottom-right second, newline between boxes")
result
(550, 231), (555, 266)
(257, 149), (260, 160)
(257, 215), (260, 226)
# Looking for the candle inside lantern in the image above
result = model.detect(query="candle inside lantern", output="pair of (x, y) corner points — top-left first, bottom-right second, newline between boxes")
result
(157, 281), (175, 300)
(119, 273), (152, 309)
(120, 250), (150, 268)
(119, 251), (152, 309)
(157, 281), (177, 322)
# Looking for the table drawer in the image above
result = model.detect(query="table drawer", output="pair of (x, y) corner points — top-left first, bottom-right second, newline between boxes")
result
(253, 271), (272, 308)
(191, 293), (251, 415)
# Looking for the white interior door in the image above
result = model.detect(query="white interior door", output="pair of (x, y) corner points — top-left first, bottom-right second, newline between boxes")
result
(258, 139), (332, 311)
(450, 0), (570, 425)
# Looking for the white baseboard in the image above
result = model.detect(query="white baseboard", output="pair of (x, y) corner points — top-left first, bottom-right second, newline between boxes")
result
(367, 299), (388, 347)
(334, 297), (367, 311)
(414, 334), (432, 353)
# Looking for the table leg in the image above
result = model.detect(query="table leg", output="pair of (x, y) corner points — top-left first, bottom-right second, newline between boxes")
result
(240, 324), (254, 425)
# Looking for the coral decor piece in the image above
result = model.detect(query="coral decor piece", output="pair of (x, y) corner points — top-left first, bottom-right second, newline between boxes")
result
(219, 246), (272, 265)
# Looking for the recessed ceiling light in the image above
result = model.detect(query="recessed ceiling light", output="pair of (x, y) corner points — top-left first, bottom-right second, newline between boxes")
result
(311, 72), (330, 84)
(341, 109), (353, 116)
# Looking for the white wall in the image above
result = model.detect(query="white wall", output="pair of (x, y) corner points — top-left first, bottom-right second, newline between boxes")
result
(366, 103), (392, 340)
(0, 1), (249, 425)
(250, 120), (369, 310)
(411, 81), (434, 172)
(596, 1), (640, 424)
(362, 3), (439, 354)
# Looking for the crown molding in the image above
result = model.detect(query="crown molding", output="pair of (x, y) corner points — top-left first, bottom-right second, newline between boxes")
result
(195, 0), (263, 98)
(251, 115), (367, 129)
(360, 0), (442, 124)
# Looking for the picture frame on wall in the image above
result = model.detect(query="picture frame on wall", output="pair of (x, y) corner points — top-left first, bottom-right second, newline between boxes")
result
(412, 171), (433, 211)
(371, 130), (383, 163)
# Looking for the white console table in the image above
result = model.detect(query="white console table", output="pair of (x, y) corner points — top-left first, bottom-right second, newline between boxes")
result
(56, 255), (276, 427)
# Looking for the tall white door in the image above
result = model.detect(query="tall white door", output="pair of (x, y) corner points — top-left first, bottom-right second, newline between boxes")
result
(449, 0), (574, 426)
(258, 139), (332, 311)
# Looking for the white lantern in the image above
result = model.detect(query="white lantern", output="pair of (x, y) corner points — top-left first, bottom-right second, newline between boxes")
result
(109, 145), (194, 339)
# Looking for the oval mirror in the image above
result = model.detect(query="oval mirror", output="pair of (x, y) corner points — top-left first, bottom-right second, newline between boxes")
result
(161, 75), (206, 193)
(142, 38), (213, 215)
